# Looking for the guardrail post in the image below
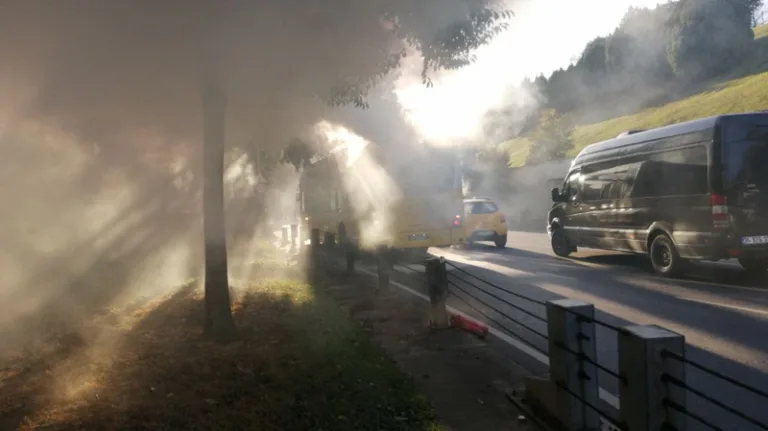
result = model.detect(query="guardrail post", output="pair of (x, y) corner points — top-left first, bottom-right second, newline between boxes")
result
(310, 228), (320, 250)
(345, 242), (356, 274)
(323, 231), (335, 251)
(376, 246), (392, 290)
(308, 228), (321, 283)
(424, 257), (448, 328)
(290, 223), (298, 251)
(280, 225), (289, 246)
(619, 325), (686, 431)
(547, 299), (600, 430)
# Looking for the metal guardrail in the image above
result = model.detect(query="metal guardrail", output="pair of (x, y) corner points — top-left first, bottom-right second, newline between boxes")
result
(303, 229), (768, 431)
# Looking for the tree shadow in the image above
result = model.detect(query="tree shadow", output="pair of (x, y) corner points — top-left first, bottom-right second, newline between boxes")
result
(0, 267), (439, 431)
(0, 148), (282, 364)
(0, 169), (201, 357)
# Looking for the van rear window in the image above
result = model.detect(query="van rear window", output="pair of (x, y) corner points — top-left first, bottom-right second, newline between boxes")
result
(723, 126), (768, 192)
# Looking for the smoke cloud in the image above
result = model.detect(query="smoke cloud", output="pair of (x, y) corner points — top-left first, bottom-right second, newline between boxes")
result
(0, 0), (516, 358)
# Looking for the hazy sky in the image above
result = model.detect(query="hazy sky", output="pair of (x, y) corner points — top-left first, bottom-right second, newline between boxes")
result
(395, 0), (667, 142)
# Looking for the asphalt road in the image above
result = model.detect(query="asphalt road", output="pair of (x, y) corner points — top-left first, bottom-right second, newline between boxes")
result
(384, 231), (768, 431)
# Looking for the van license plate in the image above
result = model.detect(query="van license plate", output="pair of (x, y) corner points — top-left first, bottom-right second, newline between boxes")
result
(408, 233), (429, 241)
(741, 235), (768, 245)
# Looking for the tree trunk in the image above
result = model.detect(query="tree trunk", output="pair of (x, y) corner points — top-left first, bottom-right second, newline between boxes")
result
(201, 76), (236, 342)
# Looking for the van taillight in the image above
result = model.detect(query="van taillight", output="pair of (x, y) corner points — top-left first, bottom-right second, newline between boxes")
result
(711, 193), (729, 229)
(453, 214), (461, 227)
(500, 215), (506, 223)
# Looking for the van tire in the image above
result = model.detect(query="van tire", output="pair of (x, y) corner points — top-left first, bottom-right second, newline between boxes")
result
(551, 228), (572, 257)
(494, 234), (508, 248)
(738, 258), (768, 273)
(650, 234), (682, 277)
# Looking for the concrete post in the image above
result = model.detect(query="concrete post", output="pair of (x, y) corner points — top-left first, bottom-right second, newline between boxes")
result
(280, 225), (289, 246)
(376, 246), (392, 290)
(619, 325), (686, 431)
(310, 228), (320, 253)
(546, 299), (600, 430)
(424, 257), (448, 328)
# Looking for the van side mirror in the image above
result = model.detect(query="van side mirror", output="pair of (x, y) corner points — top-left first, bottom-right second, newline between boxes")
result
(551, 187), (561, 202)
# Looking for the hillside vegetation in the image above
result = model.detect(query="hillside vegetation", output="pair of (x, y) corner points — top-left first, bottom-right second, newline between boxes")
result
(505, 22), (768, 167)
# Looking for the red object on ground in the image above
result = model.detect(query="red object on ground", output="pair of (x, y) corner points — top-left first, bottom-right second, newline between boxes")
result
(450, 314), (489, 339)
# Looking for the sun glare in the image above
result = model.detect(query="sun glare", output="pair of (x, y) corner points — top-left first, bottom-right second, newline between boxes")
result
(393, 0), (667, 144)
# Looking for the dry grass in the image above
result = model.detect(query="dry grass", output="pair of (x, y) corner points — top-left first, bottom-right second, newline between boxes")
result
(0, 270), (440, 430)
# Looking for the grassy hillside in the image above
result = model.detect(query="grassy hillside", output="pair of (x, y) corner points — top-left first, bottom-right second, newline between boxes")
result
(506, 23), (768, 167)
(755, 22), (768, 39)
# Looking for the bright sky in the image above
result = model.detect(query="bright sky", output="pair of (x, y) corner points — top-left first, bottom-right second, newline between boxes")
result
(394, 0), (667, 143)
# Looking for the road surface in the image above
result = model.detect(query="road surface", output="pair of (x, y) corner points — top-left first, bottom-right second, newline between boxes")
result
(385, 231), (768, 431)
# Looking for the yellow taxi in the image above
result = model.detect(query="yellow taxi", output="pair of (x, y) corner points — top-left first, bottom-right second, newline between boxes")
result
(463, 197), (508, 248)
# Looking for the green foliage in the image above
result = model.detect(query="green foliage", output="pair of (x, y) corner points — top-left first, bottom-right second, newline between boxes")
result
(526, 109), (573, 164)
(577, 37), (608, 76)
(329, 1), (513, 107)
(505, 69), (768, 167)
(605, 6), (673, 84)
(667, 0), (756, 79)
(475, 143), (511, 169)
(513, 1), (764, 120)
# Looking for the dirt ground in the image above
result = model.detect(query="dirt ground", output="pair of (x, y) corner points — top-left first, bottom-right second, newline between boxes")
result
(0, 253), (445, 431)
(317, 259), (540, 431)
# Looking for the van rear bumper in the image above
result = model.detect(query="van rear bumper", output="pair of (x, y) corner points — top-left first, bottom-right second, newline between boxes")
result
(679, 232), (768, 261)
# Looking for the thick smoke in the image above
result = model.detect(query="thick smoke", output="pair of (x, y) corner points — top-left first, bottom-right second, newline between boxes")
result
(0, 0), (511, 358)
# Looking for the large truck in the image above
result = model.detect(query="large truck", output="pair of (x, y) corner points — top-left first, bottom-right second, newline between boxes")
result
(298, 140), (464, 260)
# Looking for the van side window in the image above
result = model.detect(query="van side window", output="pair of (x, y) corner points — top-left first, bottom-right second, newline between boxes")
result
(632, 146), (708, 197)
(581, 161), (638, 201)
(563, 171), (581, 201)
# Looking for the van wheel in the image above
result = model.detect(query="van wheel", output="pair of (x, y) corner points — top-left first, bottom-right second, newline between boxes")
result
(494, 234), (508, 248)
(738, 258), (768, 273)
(650, 235), (682, 277)
(551, 228), (572, 257)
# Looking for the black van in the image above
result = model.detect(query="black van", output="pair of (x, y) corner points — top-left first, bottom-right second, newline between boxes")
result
(548, 113), (768, 276)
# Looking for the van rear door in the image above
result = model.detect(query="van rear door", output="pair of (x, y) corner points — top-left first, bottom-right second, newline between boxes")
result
(722, 118), (768, 249)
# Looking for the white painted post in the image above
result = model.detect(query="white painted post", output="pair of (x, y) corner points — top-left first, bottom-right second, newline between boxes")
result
(619, 325), (686, 431)
(546, 299), (601, 430)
